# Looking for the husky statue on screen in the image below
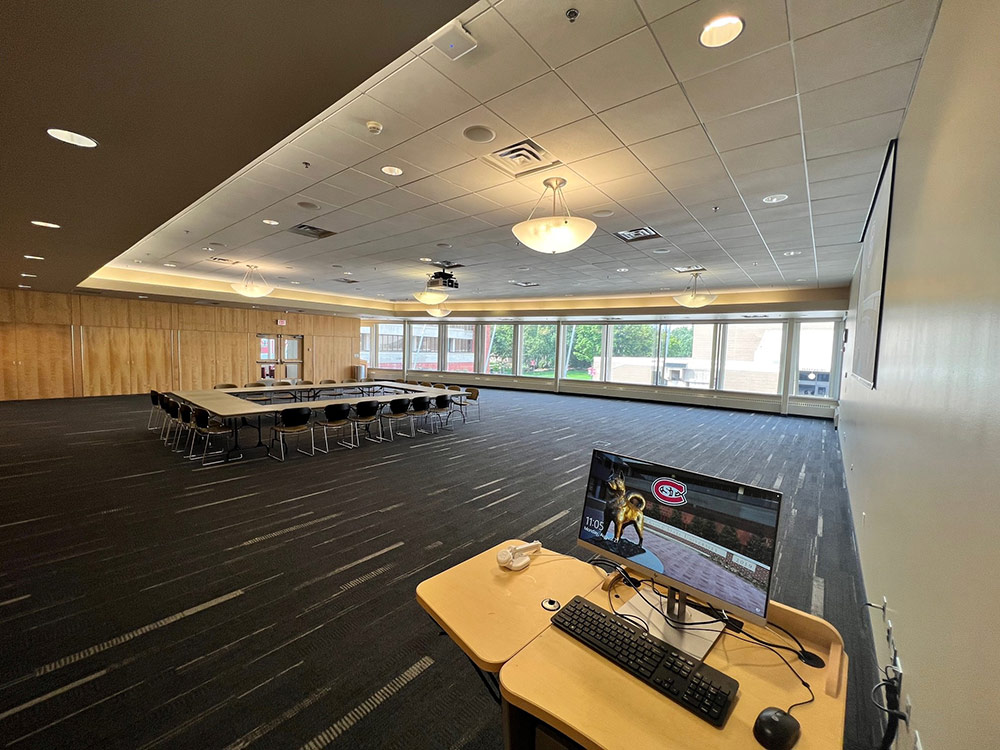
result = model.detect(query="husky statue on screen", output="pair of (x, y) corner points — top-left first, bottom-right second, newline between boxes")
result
(602, 471), (646, 546)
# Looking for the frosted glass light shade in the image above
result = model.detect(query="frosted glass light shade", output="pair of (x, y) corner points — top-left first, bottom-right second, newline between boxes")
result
(413, 289), (449, 305)
(232, 265), (273, 297)
(426, 306), (451, 318)
(672, 291), (717, 308)
(512, 215), (596, 254)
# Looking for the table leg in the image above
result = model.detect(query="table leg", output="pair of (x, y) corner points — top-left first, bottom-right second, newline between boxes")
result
(226, 418), (244, 462)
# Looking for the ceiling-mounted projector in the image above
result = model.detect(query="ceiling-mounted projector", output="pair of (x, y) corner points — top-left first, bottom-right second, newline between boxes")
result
(426, 270), (459, 290)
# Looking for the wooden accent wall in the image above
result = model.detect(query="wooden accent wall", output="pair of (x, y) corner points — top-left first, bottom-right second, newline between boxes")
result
(0, 289), (361, 401)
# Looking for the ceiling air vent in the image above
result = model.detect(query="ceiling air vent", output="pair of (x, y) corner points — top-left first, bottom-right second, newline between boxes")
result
(483, 138), (561, 177)
(208, 256), (239, 265)
(288, 223), (336, 239)
(509, 280), (539, 288)
(672, 264), (706, 273)
(614, 226), (662, 242)
(333, 277), (359, 284)
(426, 260), (465, 270)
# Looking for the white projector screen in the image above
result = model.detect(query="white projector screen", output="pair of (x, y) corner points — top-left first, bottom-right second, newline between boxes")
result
(852, 140), (897, 388)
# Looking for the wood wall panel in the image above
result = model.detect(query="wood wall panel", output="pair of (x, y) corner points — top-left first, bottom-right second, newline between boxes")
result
(177, 330), (216, 390)
(82, 327), (131, 396)
(215, 332), (249, 388)
(130, 329), (174, 393)
(0, 323), (18, 399)
(250, 309), (279, 334)
(80, 296), (130, 328)
(13, 290), (72, 325)
(0, 290), (13, 323)
(177, 304), (217, 331)
(216, 306), (248, 333)
(313, 335), (355, 382)
(16, 324), (74, 399)
(128, 300), (174, 329)
(334, 316), (358, 338)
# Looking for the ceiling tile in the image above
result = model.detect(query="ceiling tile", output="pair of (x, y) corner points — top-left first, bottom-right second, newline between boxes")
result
(367, 57), (478, 128)
(478, 180), (541, 206)
(651, 0), (790, 81)
(630, 125), (715, 170)
(570, 148), (647, 183)
(382, 132), (474, 174)
(372, 188), (434, 213)
(721, 134), (804, 175)
(793, 0), (936, 92)
(806, 146), (885, 182)
(443, 193), (502, 215)
(804, 110), (903, 159)
(291, 123), (382, 167)
(558, 28), (676, 113)
(788, 0), (897, 38)
(323, 95), (423, 150)
(651, 154), (729, 189)
(496, 0), (645, 68)
(244, 162), (316, 194)
(537, 116), (622, 163)
(616, 191), (683, 216)
(439, 159), (512, 191)
(397, 175), (468, 202)
(669, 179), (739, 206)
(422, 8), (547, 100)
(809, 172), (879, 200)
(486, 72), (591, 138)
(429, 106), (527, 158)
(636, 0), (697, 23)
(597, 85), (699, 146)
(264, 145), (346, 182)
(299, 180), (363, 208)
(684, 45), (797, 122)
(732, 163), (808, 202)
(705, 98), (801, 152)
(596, 172), (665, 202)
(323, 168), (395, 199)
(800, 61), (920, 131)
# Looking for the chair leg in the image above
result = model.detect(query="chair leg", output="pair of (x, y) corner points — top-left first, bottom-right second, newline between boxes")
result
(147, 406), (159, 430)
(315, 425), (329, 454)
(297, 427), (315, 457)
(339, 421), (358, 449)
(201, 432), (225, 466)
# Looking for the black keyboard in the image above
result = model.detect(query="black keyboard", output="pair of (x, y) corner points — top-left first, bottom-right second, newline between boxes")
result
(550, 595), (739, 727)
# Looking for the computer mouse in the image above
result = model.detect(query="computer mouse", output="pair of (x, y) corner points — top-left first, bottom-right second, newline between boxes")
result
(753, 707), (801, 750)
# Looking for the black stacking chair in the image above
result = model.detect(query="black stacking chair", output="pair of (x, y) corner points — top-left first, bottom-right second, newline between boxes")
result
(409, 396), (432, 435)
(173, 403), (196, 453)
(380, 397), (413, 441)
(147, 390), (163, 431)
(192, 407), (230, 466)
(157, 392), (171, 439)
(269, 406), (314, 461)
(243, 381), (272, 405)
(315, 403), (354, 452)
(350, 400), (383, 444)
(429, 394), (453, 433)
(162, 399), (182, 445)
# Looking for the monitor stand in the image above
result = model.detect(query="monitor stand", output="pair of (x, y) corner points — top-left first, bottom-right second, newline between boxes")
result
(604, 572), (725, 662)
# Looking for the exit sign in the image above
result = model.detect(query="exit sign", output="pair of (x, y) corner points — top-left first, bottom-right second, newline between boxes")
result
(277, 319), (286, 326)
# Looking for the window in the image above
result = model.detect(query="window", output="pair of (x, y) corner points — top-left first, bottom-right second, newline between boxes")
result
(482, 324), (513, 374)
(720, 323), (784, 394)
(360, 325), (371, 365)
(562, 324), (603, 380)
(609, 324), (659, 385)
(519, 324), (557, 378)
(258, 335), (277, 362)
(445, 325), (475, 372)
(409, 323), (440, 371)
(375, 323), (404, 370)
(796, 321), (835, 397)
(658, 323), (714, 389)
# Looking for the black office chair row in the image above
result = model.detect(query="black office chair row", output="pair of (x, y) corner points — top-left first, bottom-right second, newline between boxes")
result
(148, 390), (231, 465)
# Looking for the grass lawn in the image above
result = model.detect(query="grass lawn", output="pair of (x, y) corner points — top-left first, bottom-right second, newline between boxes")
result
(522, 369), (593, 380)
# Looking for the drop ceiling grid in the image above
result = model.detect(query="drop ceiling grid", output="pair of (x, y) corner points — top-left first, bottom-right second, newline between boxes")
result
(108, 0), (937, 302)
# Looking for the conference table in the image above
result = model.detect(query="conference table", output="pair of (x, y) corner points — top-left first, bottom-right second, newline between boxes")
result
(169, 381), (468, 459)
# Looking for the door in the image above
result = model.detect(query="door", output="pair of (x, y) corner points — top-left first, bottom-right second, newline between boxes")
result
(82, 327), (131, 396)
(130, 328), (173, 394)
(16, 324), (74, 399)
(256, 333), (303, 381)
(0, 323), (18, 400)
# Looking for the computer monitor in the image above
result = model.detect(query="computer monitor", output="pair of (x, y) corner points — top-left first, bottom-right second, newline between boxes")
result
(577, 450), (782, 627)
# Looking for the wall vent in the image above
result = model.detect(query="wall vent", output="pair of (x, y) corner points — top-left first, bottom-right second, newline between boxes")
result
(614, 226), (662, 242)
(333, 277), (359, 284)
(288, 223), (336, 239)
(482, 138), (561, 177)
(208, 256), (239, 265)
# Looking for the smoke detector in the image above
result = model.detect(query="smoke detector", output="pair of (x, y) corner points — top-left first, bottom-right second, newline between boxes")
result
(366, 121), (383, 135)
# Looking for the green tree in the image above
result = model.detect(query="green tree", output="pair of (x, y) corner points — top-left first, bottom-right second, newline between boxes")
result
(521, 325), (556, 372)
(566, 325), (602, 370)
(666, 326), (694, 357)
(612, 324), (657, 357)
(718, 525), (741, 553)
(485, 325), (513, 373)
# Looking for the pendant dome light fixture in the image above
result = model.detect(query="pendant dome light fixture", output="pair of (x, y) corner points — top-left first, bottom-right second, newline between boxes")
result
(413, 276), (449, 306)
(673, 272), (717, 308)
(512, 177), (596, 254)
(425, 306), (451, 318)
(231, 264), (273, 298)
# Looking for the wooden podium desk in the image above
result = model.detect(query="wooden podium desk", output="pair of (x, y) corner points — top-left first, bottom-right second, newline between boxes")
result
(418, 541), (848, 750)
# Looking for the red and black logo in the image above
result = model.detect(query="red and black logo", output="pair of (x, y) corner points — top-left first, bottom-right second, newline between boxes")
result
(651, 478), (687, 506)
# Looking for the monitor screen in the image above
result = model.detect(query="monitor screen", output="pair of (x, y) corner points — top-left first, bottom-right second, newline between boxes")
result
(577, 450), (782, 625)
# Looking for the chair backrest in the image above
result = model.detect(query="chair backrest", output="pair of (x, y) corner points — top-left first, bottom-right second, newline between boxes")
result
(193, 407), (211, 429)
(447, 385), (461, 391)
(158, 392), (168, 409)
(280, 406), (312, 428)
(434, 394), (451, 409)
(467, 387), (479, 400)
(298, 380), (314, 385)
(277, 379), (293, 386)
(410, 396), (430, 413)
(245, 381), (267, 387)
(149, 389), (159, 405)
(320, 379), (338, 384)
(419, 381), (432, 387)
(389, 397), (411, 415)
(433, 383), (446, 389)
(324, 403), (351, 422)
(214, 383), (238, 389)
(354, 400), (380, 419)
(166, 399), (180, 418)
(179, 404), (192, 423)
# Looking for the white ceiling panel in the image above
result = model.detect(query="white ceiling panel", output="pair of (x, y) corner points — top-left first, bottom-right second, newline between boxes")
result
(788, 0), (897, 39)
(651, 0), (790, 81)
(244, 162), (317, 194)
(809, 172), (879, 201)
(322, 168), (395, 199)
(537, 116), (622, 163)
(804, 110), (903, 159)
(651, 154), (729, 190)
(369, 188), (433, 213)
(477, 180), (542, 206)
(630, 125), (715, 171)
(263, 145), (346, 182)
(668, 179), (739, 207)
(806, 147), (886, 182)
(402, 175), (469, 203)
(429, 106), (527, 157)
(381, 131), (473, 174)
(422, 8), (547, 101)
(721, 135), (804, 176)
(558, 28), (676, 113)
(496, 0), (645, 69)
(598, 85), (700, 147)
(570, 148), (647, 183)
(367, 56), (477, 128)
(322, 95), (423, 150)
(486, 72), (591, 138)
(291, 122), (383, 167)
(443, 192), (502, 215)
(800, 61), (920, 131)
(705, 98), (801, 152)
(439, 159), (511, 191)
(597, 172), (665, 202)
(683, 45), (797, 122)
(636, 0), (698, 23)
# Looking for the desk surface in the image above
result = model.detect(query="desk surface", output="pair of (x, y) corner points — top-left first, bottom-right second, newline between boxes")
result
(499, 582), (848, 750)
(416, 540), (606, 672)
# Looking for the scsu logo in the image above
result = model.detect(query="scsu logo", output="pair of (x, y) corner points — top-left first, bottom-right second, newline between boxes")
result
(652, 478), (687, 506)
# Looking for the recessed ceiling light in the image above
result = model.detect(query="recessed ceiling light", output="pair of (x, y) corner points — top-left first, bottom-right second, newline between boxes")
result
(381, 165), (404, 176)
(133, 260), (144, 264)
(138, 295), (149, 299)
(163, 262), (177, 268)
(783, 251), (802, 257)
(30, 220), (60, 229)
(436, 243), (452, 248)
(592, 209), (615, 218)
(262, 219), (279, 225)
(296, 201), (321, 211)
(18, 284), (31, 289)
(343, 271), (353, 275)
(46, 128), (99, 148)
(289, 281), (300, 285)
(652, 248), (672, 254)
(796, 278), (807, 282)
(419, 257), (433, 262)
(20, 273), (37, 278)
(699, 15), (744, 48)
(616, 268), (629, 272)
(763, 194), (789, 204)
(23, 255), (44, 260)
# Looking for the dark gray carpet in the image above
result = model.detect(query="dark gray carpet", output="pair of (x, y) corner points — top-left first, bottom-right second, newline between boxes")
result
(0, 390), (879, 749)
